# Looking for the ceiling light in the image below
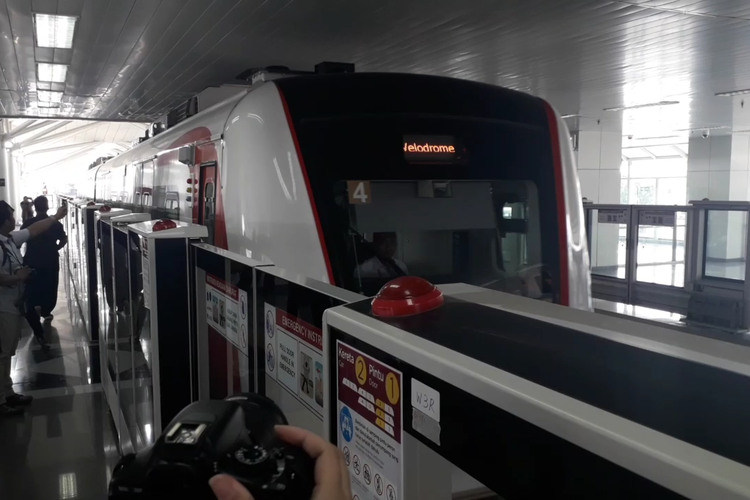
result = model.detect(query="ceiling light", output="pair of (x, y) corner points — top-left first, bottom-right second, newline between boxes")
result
(603, 101), (680, 112)
(34, 13), (77, 49)
(674, 126), (728, 132)
(37, 101), (60, 108)
(560, 114), (581, 119)
(37, 63), (68, 83)
(625, 135), (681, 141)
(38, 90), (63, 102)
(715, 89), (750, 97)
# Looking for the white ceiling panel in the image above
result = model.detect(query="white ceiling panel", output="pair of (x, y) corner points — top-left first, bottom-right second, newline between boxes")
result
(0, 0), (750, 136)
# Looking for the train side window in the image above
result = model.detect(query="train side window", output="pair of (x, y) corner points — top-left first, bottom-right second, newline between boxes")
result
(165, 191), (180, 219)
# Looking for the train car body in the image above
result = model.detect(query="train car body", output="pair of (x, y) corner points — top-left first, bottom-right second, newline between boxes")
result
(87, 73), (591, 309)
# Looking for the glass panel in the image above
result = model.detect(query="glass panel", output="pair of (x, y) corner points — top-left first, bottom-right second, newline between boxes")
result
(657, 177), (687, 205)
(620, 179), (629, 204)
(635, 210), (686, 287)
(704, 210), (748, 281)
(115, 227), (138, 451)
(630, 178), (656, 204)
(590, 209), (626, 279)
(130, 232), (154, 449)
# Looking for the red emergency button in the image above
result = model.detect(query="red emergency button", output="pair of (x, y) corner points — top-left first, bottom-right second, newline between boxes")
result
(153, 219), (177, 231)
(371, 276), (444, 318)
(99, 205), (111, 212)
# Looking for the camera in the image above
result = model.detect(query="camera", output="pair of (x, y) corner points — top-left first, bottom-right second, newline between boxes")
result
(109, 394), (315, 499)
(702, 129), (710, 139)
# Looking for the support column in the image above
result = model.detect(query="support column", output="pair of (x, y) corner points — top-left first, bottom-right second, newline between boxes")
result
(575, 122), (623, 273)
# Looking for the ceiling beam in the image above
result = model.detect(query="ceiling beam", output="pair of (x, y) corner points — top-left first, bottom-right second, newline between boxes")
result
(30, 147), (103, 173)
(23, 141), (99, 157)
(19, 121), (100, 151)
(14, 121), (70, 149)
(8, 120), (43, 139)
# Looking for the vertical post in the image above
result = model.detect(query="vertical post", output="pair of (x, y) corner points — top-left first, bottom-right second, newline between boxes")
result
(626, 206), (637, 304)
(743, 207), (750, 330)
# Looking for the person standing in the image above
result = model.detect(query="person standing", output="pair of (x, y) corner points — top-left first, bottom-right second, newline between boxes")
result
(0, 199), (67, 416)
(21, 196), (68, 325)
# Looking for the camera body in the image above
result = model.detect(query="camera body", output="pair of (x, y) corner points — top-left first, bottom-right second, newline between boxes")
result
(109, 395), (314, 499)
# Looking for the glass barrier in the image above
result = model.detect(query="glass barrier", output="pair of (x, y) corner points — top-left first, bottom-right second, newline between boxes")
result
(588, 208), (627, 279)
(635, 210), (686, 287)
(704, 210), (748, 281)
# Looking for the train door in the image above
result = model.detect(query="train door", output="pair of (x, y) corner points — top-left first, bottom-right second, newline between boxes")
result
(198, 161), (217, 244)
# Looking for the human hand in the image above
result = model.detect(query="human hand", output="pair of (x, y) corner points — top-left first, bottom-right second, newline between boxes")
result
(54, 204), (68, 220)
(208, 425), (352, 500)
(15, 267), (32, 282)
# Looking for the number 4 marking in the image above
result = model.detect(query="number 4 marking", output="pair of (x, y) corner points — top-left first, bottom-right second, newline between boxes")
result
(353, 182), (368, 203)
(347, 181), (372, 204)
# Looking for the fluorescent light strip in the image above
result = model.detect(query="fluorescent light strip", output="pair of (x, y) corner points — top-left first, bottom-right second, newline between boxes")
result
(37, 102), (60, 108)
(37, 63), (68, 83)
(674, 126), (728, 132)
(38, 90), (63, 102)
(560, 114), (581, 119)
(603, 101), (680, 112)
(34, 13), (77, 49)
(715, 89), (750, 97)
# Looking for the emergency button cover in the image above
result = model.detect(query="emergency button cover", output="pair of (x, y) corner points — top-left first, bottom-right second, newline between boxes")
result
(371, 276), (444, 317)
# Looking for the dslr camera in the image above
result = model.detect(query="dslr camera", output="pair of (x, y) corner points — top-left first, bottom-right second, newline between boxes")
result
(109, 394), (314, 499)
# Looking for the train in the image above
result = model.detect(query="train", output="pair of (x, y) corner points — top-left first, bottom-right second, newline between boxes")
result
(82, 72), (591, 310)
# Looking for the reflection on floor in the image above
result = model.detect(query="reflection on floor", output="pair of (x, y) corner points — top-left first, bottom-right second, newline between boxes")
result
(591, 241), (747, 285)
(0, 277), (119, 500)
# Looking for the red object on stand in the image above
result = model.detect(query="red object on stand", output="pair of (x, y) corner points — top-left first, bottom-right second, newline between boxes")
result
(371, 276), (444, 317)
(153, 219), (177, 231)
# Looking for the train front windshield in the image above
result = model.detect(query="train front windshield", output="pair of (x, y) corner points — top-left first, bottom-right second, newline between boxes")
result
(341, 179), (545, 298)
(296, 118), (561, 301)
(280, 73), (565, 303)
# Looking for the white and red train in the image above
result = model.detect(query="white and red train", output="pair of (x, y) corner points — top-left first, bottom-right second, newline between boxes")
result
(84, 72), (591, 309)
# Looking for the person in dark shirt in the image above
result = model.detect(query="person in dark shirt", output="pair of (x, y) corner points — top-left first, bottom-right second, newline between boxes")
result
(21, 196), (67, 347)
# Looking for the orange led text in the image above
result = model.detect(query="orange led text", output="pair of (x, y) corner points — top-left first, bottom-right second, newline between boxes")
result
(404, 142), (456, 154)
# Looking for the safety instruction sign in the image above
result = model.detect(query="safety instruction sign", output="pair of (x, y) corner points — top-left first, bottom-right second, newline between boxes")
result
(337, 341), (402, 500)
(639, 210), (676, 227)
(205, 274), (249, 356)
(264, 303), (324, 416)
(598, 209), (627, 224)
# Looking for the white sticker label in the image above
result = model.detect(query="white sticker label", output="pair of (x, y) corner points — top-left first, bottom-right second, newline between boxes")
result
(411, 379), (440, 422)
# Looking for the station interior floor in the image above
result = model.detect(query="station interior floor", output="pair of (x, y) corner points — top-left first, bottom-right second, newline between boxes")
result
(0, 279), (118, 500)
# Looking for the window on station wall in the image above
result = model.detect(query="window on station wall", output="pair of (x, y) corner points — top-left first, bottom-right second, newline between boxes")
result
(619, 151), (688, 206)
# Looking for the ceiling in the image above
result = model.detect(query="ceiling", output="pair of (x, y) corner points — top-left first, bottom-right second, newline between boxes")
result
(1, 0), (750, 136)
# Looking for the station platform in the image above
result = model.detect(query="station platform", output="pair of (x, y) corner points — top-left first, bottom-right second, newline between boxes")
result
(0, 276), (118, 500)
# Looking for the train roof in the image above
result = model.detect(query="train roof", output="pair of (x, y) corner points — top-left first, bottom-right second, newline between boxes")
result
(93, 72), (552, 175)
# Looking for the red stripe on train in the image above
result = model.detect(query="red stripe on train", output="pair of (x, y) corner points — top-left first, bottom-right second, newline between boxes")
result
(277, 87), (336, 285)
(543, 102), (570, 307)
